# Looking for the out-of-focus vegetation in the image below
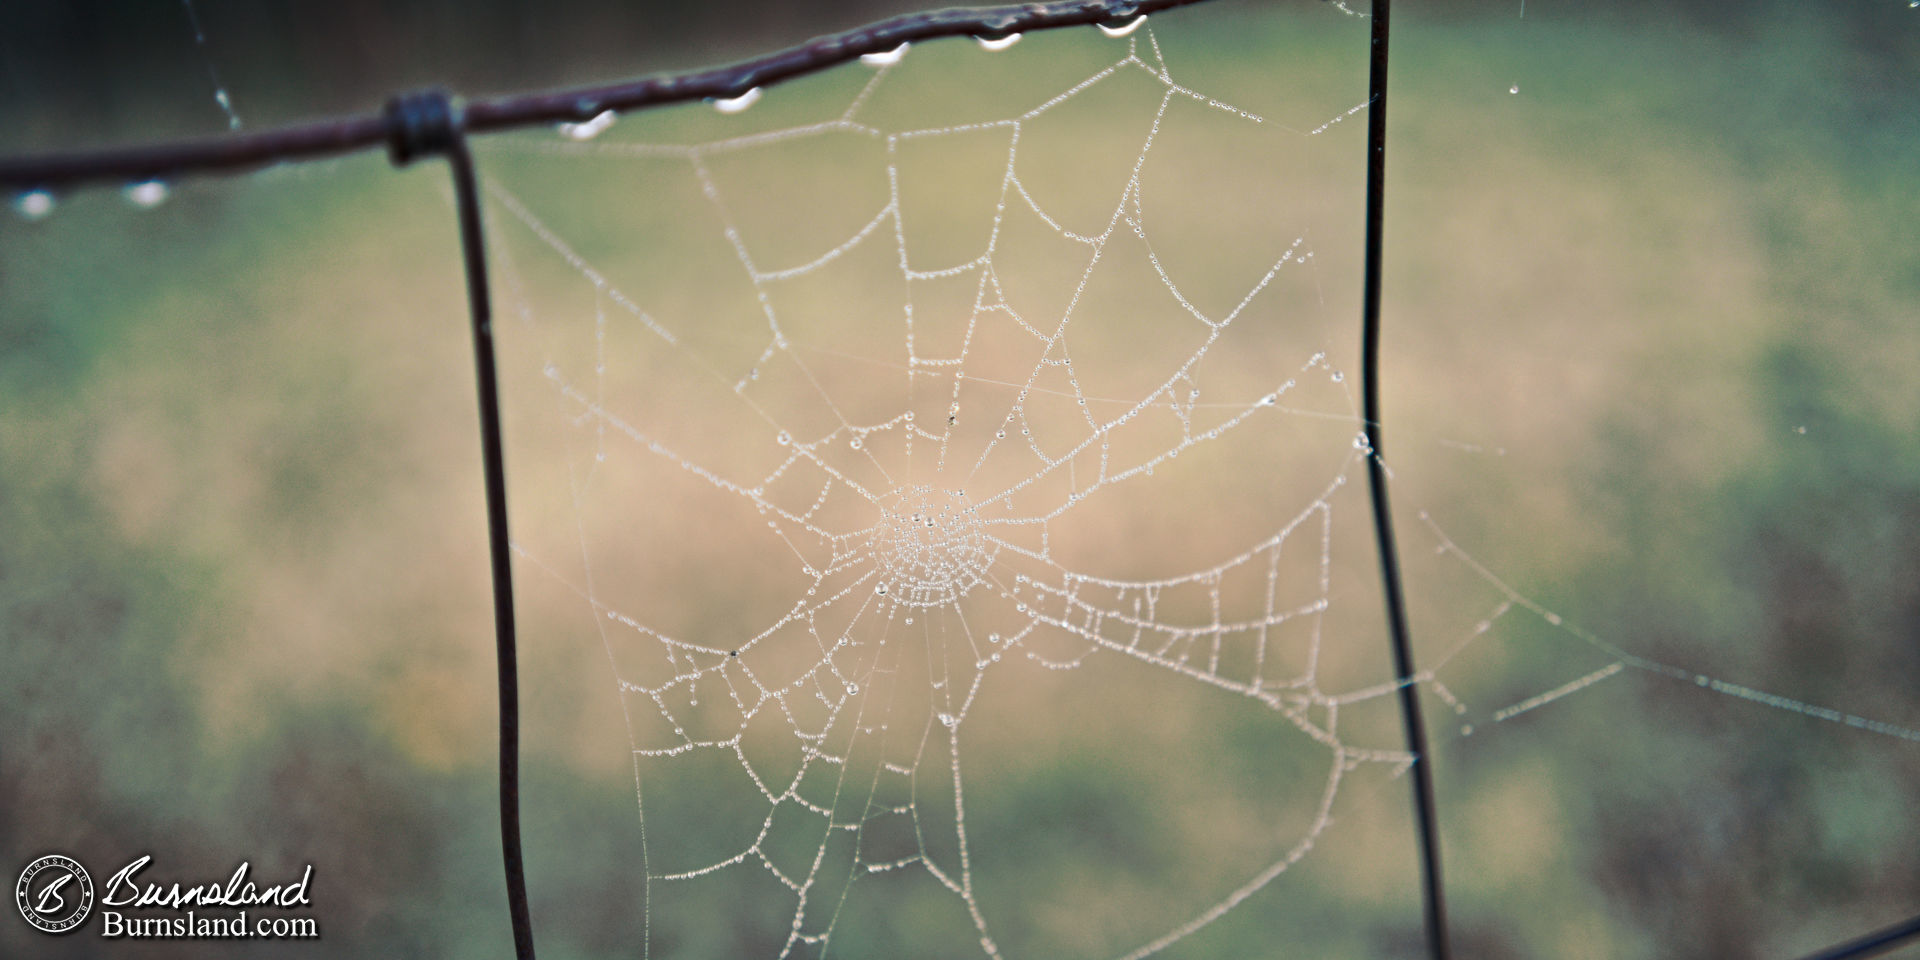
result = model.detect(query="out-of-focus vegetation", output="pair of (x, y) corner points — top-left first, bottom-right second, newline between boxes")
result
(2, 1), (1916, 958)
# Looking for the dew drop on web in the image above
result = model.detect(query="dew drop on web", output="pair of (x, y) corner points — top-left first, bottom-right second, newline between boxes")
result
(214, 89), (237, 124)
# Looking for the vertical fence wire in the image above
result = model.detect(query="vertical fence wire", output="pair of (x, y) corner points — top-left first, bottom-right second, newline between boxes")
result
(449, 141), (539, 960)
(385, 89), (538, 960)
(1355, 2), (1454, 959)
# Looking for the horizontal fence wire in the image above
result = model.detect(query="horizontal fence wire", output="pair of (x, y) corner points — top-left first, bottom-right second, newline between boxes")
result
(1794, 913), (1920, 960)
(0, 0), (1211, 189)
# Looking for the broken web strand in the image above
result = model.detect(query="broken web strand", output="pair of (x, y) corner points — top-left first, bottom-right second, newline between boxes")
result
(1293, 438), (1920, 751)
(1388, 513), (1920, 747)
(1297, 485), (1920, 750)
(478, 20), (1406, 959)
(180, 0), (243, 130)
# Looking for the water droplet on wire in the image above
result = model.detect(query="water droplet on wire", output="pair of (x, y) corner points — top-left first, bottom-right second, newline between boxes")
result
(976, 33), (1022, 51)
(558, 110), (616, 141)
(860, 43), (909, 66)
(1509, 84), (1520, 95)
(125, 181), (171, 209)
(13, 191), (54, 221)
(1099, 15), (1147, 37)
(714, 88), (762, 114)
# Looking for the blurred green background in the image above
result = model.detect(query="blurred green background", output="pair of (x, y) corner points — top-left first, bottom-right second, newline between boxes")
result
(3, 1), (1918, 958)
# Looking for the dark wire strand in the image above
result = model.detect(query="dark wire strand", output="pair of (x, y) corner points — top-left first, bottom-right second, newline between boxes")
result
(1791, 912), (1920, 960)
(1356, 2), (1453, 959)
(385, 89), (539, 960)
(450, 138), (539, 960)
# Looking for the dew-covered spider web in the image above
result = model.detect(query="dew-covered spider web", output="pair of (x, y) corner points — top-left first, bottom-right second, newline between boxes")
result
(483, 19), (1393, 956)
(457, 7), (1920, 959)
(7, 2), (1920, 959)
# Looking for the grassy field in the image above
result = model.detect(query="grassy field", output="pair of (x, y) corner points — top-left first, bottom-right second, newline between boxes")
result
(3, 1), (1917, 958)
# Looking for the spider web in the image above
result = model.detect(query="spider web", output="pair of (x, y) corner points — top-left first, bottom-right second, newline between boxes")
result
(4, 1), (1918, 957)
(465, 10), (1920, 960)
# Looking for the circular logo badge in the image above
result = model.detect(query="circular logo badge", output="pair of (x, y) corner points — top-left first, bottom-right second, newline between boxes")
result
(15, 855), (93, 935)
